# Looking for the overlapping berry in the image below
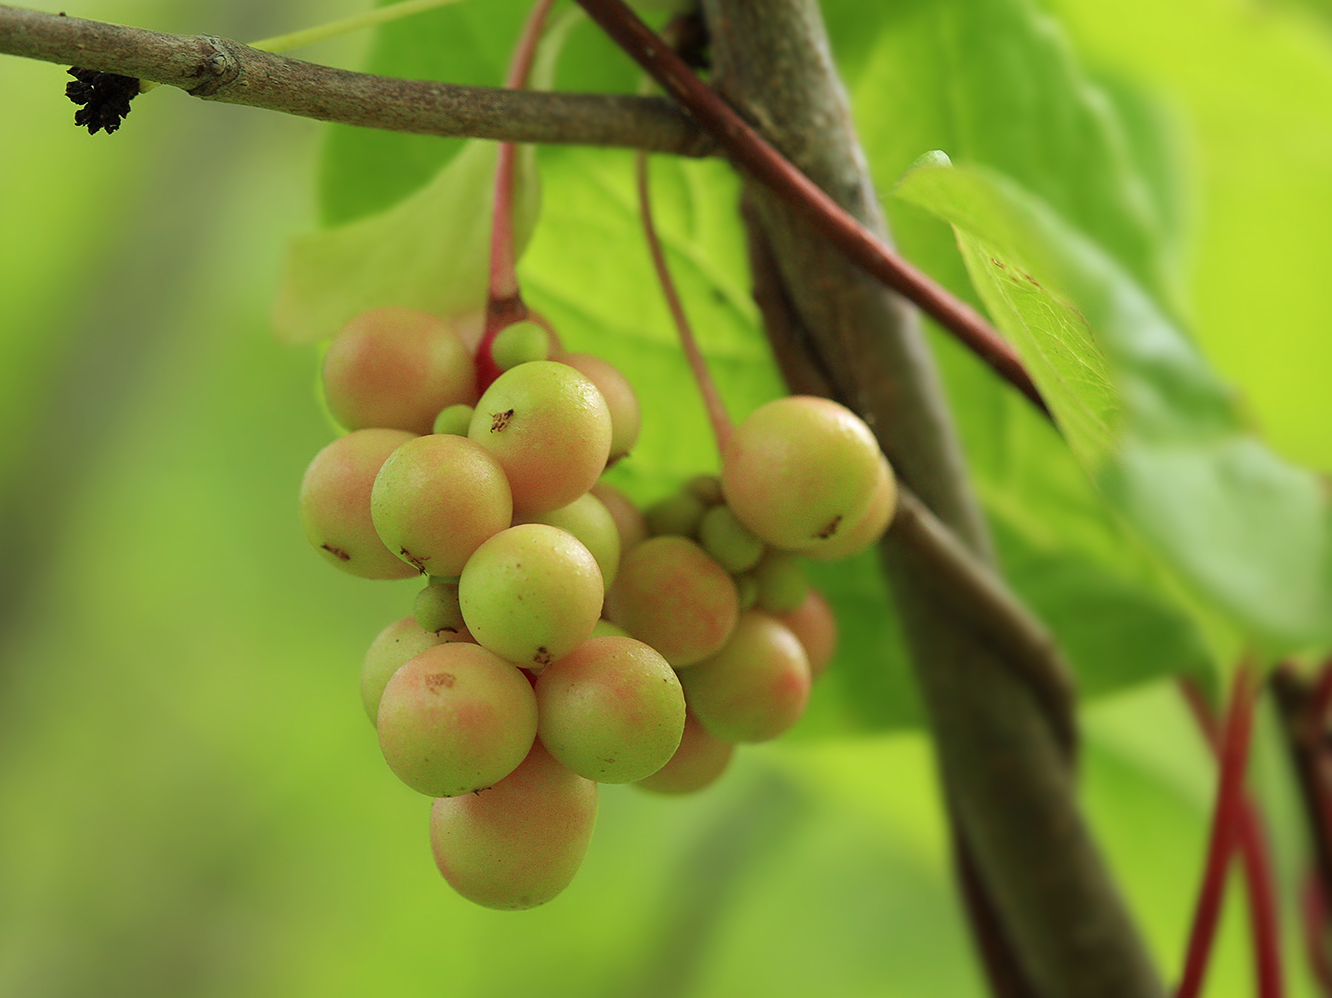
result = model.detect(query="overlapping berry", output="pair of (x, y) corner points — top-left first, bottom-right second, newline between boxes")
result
(298, 304), (895, 910)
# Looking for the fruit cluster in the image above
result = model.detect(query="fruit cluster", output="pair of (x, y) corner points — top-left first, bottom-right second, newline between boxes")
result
(298, 305), (896, 910)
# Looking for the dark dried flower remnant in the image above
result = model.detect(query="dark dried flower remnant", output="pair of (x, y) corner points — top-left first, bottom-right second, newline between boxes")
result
(66, 67), (140, 135)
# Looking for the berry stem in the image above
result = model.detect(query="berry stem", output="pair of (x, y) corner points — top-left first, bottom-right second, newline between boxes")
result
(476, 0), (559, 387)
(1180, 678), (1284, 998)
(574, 0), (1051, 419)
(1176, 664), (1264, 998)
(635, 150), (733, 452)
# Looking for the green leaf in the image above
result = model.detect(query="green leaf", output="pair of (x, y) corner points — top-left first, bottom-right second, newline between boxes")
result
(272, 140), (539, 345)
(897, 157), (1332, 652)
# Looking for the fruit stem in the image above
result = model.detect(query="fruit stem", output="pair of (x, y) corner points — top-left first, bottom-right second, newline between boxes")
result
(476, 0), (558, 388)
(574, 0), (1050, 419)
(1176, 664), (1265, 998)
(635, 149), (733, 453)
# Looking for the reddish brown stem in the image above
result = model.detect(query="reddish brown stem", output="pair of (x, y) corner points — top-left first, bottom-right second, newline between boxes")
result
(476, 0), (557, 388)
(1180, 679), (1284, 998)
(574, 0), (1050, 418)
(1176, 666), (1265, 998)
(635, 150), (732, 453)
(1303, 876), (1332, 994)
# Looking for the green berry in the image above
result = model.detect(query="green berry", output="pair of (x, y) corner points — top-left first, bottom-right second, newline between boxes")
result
(698, 504), (765, 573)
(432, 403), (474, 437)
(492, 321), (551, 371)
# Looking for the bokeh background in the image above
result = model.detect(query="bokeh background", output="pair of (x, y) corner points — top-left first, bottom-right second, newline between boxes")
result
(3, 0), (1332, 995)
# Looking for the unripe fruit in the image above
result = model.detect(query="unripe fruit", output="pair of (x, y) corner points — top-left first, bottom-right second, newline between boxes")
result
(753, 549), (809, 613)
(377, 643), (537, 797)
(605, 536), (738, 668)
(556, 352), (641, 463)
(698, 504), (764, 573)
(535, 636), (686, 784)
(300, 428), (418, 580)
(517, 493), (621, 592)
(636, 712), (734, 795)
(322, 307), (476, 435)
(722, 396), (882, 551)
(645, 490), (707, 538)
(467, 361), (612, 515)
(432, 403), (474, 437)
(492, 321), (551, 371)
(772, 589), (837, 680)
(361, 617), (445, 724)
(459, 524), (604, 670)
(679, 612), (811, 743)
(802, 454), (897, 561)
(591, 619), (630, 638)
(430, 740), (598, 910)
(685, 474), (723, 507)
(371, 434), (513, 578)
(414, 579), (466, 636)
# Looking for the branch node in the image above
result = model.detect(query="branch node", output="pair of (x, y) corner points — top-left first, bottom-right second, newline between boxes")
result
(187, 35), (241, 96)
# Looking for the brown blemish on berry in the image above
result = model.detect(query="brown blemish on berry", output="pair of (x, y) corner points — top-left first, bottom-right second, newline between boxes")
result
(400, 547), (429, 573)
(490, 408), (515, 432)
(816, 515), (843, 540)
(425, 671), (456, 692)
(533, 646), (553, 668)
(321, 543), (350, 562)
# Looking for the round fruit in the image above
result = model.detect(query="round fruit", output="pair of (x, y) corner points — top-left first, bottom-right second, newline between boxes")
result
(370, 434), (513, 578)
(555, 352), (641, 463)
(803, 454), (897, 561)
(467, 361), (612, 515)
(458, 524), (604, 670)
(679, 611), (811, 743)
(721, 395), (882, 551)
(430, 740), (598, 910)
(772, 588), (837, 680)
(414, 579), (466, 636)
(591, 482), (649, 552)
(322, 307), (476, 435)
(361, 617), (445, 724)
(535, 636), (685, 784)
(376, 643), (537, 797)
(300, 428), (418, 580)
(517, 492), (622, 592)
(604, 536), (738, 668)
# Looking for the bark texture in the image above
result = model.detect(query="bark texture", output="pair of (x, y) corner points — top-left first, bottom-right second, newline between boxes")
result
(706, 2), (1164, 995)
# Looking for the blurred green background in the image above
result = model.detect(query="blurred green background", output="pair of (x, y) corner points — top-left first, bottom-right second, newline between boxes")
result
(2, 0), (1332, 995)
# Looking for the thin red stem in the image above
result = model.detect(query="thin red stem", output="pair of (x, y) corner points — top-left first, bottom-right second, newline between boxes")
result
(477, 0), (557, 387)
(1176, 666), (1266, 998)
(574, 0), (1050, 419)
(635, 151), (732, 452)
(1181, 679), (1284, 998)
(1303, 875), (1332, 994)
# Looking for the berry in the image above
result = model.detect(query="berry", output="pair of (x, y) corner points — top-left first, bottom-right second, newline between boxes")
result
(556, 352), (641, 463)
(322, 307), (476, 435)
(803, 453), (897, 561)
(678, 611), (811, 743)
(772, 589), (837, 680)
(370, 434), (513, 577)
(492, 320), (551, 370)
(458, 524), (604, 669)
(431, 403), (474, 437)
(590, 481), (650, 553)
(605, 536), (738, 667)
(467, 360), (612, 515)
(300, 428), (419, 580)
(414, 579), (466, 636)
(376, 643), (537, 798)
(753, 549), (809, 613)
(698, 504), (765, 573)
(430, 740), (598, 910)
(360, 617), (446, 724)
(721, 395), (882, 552)
(535, 636), (686, 784)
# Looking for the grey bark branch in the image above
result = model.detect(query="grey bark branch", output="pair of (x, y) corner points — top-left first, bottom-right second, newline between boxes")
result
(0, 4), (714, 154)
(704, 1), (1164, 996)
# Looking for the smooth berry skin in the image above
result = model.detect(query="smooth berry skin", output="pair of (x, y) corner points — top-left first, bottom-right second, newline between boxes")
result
(772, 588), (838, 680)
(517, 492), (622, 592)
(458, 524), (604, 670)
(430, 740), (598, 910)
(300, 428), (419, 580)
(322, 307), (476, 435)
(555, 352), (641, 463)
(721, 395), (882, 552)
(376, 643), (536, 798)
(679, 611), (811, 743)
(636, 712), (734, 795)
(467, 360), (612, 516)
(605, 536), (739, 668)
(361, 617), (445, 724)
(803, 454), (897, 561)
(590, 482), (649, 553)
(370, 434), (513, 578)
(536, 637), (685, 784)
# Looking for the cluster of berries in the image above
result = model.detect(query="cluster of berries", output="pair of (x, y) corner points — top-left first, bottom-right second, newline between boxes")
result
(298, 306), (895, 910)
